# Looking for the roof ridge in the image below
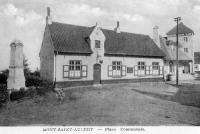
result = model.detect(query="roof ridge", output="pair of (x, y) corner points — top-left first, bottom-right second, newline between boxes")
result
(52, 21), (93, 29)
(52, 21), (149, 37)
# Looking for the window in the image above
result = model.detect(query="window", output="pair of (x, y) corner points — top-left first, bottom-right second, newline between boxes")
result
(95, 40), (100, 48)
(69, 60), (81, 78)
(169, 62), (174, 73)
(112, 61), (121, 77)
(108, 61), (126, 77)
(184, 37), (188, 42)
(184, 48), (188, 53)
(152, 62), (159, 70)
(63, 60), (87, 78)
(138, 62), (145, 70)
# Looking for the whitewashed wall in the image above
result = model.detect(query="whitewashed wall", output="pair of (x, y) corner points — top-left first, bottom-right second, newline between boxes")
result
(55, 54), (164, 82)
(102, 56), (164, 80)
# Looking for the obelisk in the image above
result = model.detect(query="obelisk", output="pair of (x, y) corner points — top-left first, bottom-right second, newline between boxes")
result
(7, 40), (25, 91)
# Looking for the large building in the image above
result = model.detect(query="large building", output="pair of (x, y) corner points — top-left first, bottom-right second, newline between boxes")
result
(153, 22), (195, 80)
(40, 7), (165, 87)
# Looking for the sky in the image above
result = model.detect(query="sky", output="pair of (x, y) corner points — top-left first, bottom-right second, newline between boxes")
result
(0, 0), (200, 71)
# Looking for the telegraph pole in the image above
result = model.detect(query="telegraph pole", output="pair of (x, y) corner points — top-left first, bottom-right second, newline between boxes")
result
(174, 17), (181, 86)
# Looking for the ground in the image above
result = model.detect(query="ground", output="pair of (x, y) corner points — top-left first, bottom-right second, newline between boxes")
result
(1, 80), (200, 126)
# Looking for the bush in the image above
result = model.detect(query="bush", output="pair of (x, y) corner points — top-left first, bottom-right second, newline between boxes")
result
(0, 84), (8, 107)
(10, 89), (26, 101)
(0, 69), (9, 85)
(25, 75), (43, 87)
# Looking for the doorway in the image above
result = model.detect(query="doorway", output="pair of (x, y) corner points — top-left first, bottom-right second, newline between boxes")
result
(93, 64), (101, 84)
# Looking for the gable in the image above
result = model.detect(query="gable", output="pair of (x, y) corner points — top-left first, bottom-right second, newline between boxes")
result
(167, 22), (194, 35)
(40, 25), (54, 58)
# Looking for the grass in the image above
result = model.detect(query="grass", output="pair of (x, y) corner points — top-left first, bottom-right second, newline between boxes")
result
(0, 81), (200, 126)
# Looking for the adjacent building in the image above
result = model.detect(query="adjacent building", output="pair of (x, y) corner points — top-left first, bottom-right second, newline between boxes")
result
(40, 7), (165, 87)
(153, 22), (195, 80)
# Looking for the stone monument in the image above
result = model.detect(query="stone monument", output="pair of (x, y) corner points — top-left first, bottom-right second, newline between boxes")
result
(7, 40), (25, 91)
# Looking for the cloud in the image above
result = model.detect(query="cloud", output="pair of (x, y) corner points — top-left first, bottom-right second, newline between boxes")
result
(3, 3), (18, 16)
(0, 3), (44, 70)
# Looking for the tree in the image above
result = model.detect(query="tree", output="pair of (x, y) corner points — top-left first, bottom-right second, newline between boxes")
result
(0, 69), (9, 84)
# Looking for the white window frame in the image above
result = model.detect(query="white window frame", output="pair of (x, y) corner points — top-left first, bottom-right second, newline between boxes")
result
(63, 60), (87, 79)
(95, 40), (101, 48)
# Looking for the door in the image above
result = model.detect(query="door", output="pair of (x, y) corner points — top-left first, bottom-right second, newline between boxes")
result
(93, 64), (101, 84)
(184, 65), (189, 73)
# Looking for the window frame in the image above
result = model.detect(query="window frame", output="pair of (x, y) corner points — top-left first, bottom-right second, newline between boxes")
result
(108, 61), (126, 78)
(152, 62), (159, 70)
(138, 62), (145, 70)
(95, 40), (101, 48)
(184, 48), (188, 53)
(63, 60), (88, 79)
(184, 37), (188, 42)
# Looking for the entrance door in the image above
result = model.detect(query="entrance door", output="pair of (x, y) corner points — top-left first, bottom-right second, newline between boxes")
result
(93, 64), (101, 84)
(184, 65), (190, 73)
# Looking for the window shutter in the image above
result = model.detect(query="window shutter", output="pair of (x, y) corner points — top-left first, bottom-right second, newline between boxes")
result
(108, 65), (113, 77)
(134, 66), (138, 76)
(122, 65), (126, 76)
(149, 66), (153, 75)
(159, 66), (163, 75)
(63, 65), (69, 78)
(81, 65), (87, 77)
(145, 66), (150, 75)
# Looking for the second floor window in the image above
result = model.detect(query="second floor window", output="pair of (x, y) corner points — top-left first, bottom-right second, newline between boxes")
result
(95, 40), (100, 48)
(184, 37), (188, 42)
(184, 48), (188, 53)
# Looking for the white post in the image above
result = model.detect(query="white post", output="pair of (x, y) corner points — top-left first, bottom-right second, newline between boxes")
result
(7, 40), (25, 91)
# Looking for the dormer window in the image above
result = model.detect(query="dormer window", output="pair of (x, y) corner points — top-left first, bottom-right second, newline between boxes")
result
(95, 40), (100, 48)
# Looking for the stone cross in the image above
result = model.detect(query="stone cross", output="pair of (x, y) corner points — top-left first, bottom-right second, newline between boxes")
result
(7, 40), (25, 91)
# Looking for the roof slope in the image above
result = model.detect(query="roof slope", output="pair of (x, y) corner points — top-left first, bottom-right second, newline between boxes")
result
(167, 22), (194, 35)
(102, 29), (164, 57)
(159, 36), (191, 61)
(194, 52), (200, 64)
(49, 22), (93, 54)
(48, 22), (164, 57)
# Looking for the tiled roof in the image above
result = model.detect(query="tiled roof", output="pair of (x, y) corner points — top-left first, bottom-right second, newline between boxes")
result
(194, 52), (200, 64)
(48, 22), (165, 57)
(166, 22), (194, 35)
(49, 22), (93, 54)
(159, 36), (192, 61)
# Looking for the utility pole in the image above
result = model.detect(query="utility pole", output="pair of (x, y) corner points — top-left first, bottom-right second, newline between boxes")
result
(174, 17), (181, 86)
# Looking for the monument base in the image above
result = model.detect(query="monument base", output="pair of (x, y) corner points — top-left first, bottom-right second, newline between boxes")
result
(7, 68), (25, 91)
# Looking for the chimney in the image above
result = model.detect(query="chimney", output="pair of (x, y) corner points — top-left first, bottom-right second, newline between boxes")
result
(46, 7), (52, 25)
(153, 25), (160, 48)
(114, 21), (120, 33)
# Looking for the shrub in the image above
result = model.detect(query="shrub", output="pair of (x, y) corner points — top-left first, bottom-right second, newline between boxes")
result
(10, 90), (25, 101)
(25, 75), (43, 87)
(0, 84), (8, 107)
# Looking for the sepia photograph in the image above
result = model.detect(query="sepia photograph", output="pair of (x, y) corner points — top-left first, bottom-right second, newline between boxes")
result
(0, 0), (200, 133)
